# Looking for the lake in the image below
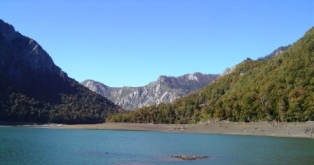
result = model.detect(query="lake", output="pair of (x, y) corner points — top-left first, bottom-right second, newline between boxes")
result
(0, 127), (313, 165)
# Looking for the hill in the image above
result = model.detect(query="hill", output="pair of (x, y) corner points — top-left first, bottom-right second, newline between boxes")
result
(108, 27), (314, 123)
(0, 19), (120, 124)
(82, 73), (219, 110)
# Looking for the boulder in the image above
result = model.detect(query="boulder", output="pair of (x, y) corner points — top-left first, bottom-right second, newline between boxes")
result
(172, 155), (208, 160)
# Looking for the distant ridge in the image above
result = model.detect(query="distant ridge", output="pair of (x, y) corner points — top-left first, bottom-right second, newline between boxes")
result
(257, 45), (291, 61)
(82, 72), (219, 110)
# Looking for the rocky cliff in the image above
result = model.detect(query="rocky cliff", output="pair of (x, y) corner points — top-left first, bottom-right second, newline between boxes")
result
(82, 73), (219, 110)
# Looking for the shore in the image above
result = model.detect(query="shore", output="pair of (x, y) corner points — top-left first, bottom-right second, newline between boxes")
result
(56, 121), (314, 139)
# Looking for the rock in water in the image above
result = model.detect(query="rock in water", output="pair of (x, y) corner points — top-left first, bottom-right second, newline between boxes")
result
(172, 155), (208, 160)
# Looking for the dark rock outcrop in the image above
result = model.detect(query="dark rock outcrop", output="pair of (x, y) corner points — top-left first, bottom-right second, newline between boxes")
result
(172, 155), (208, 160)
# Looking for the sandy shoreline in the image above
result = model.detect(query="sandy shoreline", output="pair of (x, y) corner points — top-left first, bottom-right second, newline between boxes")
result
(54, 121), (314, 139)
(2, 121), (314, 139)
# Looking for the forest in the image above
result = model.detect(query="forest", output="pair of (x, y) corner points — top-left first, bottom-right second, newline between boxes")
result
(0, 75), (120, 124)
(108, 27), (314, 124)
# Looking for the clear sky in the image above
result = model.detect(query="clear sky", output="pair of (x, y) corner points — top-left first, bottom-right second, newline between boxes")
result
(1, 0), (313, 87)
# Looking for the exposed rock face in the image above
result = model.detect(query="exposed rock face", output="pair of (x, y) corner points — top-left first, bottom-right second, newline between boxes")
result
(220, 65), (237, 77)
(257, 45), (290, 61)
(82, 73), (219, 110)
(0, 20), (64, 81)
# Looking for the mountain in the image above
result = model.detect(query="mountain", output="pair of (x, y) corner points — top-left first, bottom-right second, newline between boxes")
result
(257, 45), (291, 61)
(220, 45), (290, 77)
(108, 27), (314, 124)
(82, 73), (219, 110)
(0, 19), (120, 124)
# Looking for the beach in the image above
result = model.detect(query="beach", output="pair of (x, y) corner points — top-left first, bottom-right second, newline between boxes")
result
(57, 121), (314, 139)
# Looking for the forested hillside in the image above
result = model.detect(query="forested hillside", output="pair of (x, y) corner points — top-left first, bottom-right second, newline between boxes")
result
(0, 19), (120, 124)
(108, 27), (314, 123)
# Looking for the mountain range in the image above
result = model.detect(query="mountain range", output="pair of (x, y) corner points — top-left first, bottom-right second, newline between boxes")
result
(0, 19), (120, 124)
(82, 73), (219, 110)
(1, 19), (313, 124)
(108, 26), (314, 124)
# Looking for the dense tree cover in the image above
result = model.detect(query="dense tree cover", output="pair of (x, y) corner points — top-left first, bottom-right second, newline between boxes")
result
(108, 27), (314, 123)
(0, 71), (120, 124)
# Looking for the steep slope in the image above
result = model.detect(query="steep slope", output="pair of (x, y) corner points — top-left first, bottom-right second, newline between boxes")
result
(0, 19), (120, 124)
(108, 27), (314, 123)
(220, 45), (290, 77)
(82, 73), (219, 110)
(257, 45), (290, 61)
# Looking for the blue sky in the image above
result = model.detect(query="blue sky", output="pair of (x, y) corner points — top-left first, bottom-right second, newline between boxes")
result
(1, 0), (313, 87)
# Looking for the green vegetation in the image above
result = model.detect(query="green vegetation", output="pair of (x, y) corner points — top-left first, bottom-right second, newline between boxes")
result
(108, 27), (314, 123)
(0, 75), (120, 124)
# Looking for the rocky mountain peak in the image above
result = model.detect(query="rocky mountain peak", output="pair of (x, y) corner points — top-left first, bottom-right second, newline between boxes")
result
(82, 73), (219, 110)
(157, 75), (168, 83)
(220, 66), (237, 77)
(257, 45), (290, 61)
(156, 75), (180, 88)
(82, 79), (111, 96)
(0, 19), (19, 41)
(187, 73), (199, 81)
(0, 19), (63, 77)
(179, 72), (210, 81)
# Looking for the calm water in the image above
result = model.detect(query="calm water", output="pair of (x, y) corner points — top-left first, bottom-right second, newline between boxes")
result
(0, 127), (314, 165)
